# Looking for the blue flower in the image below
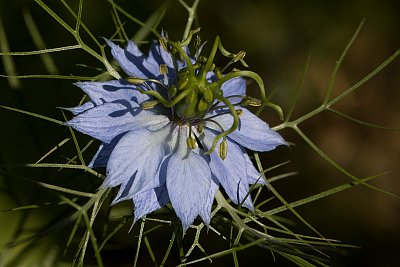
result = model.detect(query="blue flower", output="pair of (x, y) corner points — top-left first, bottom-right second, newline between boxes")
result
(65, 38), (285, 230)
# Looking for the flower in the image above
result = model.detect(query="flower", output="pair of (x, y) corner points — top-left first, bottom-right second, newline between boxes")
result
(65, 36), (286, 230)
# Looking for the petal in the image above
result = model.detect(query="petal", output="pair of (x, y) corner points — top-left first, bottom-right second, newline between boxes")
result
(132, 185), (170, 222)
(166, 127), (211, 230)
(203, 129), (254, 210)
(63, 101), (95, 115)
(221, 77), (246, 104)
(146, 41), (177, 87)
(88, 134), (124, 168)
(105, 39), (158, 79)
(74, 80), (151, 106)
(243, 152), (266, 185)
(206, 108), (286, 151)
(104, 123), (173, 199)
(199, 176), (219, 225)
(65, 102), (169, 143)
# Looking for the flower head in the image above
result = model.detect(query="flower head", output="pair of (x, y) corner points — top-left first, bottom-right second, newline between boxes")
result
(66, 35), (285, 230)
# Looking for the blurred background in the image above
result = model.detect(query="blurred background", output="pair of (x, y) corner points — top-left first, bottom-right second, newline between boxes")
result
(0, 0), (399, 266)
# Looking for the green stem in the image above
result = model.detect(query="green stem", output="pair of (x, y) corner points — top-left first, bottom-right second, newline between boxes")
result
(216, 70), (283, 119)
(204, 94), (239, 155)
(199, 36), (220, 80)
(179, 0), (200, 41)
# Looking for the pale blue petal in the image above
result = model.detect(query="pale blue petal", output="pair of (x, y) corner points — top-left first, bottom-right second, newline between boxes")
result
(203, 129), (254, 210)
(88, 134), (123, 168)
(105, 39), (158, 79)
(65, 102), (169, 143)
(205, 108), (286, 151)
(243, 152), (266, 185)
(74, 80), (150, 106)
(147, 41), (175, 85)
(199, 176), (219, 225)
(221, 77), (246, 104)
(166, 127), (211, 230)
(63, 101), (94, 115)
(104, 123), (172, 197)
(132, 186), (170, 222)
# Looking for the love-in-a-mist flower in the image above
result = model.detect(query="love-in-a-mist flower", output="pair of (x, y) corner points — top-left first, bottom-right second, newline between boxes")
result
(65, 34), (286, 230)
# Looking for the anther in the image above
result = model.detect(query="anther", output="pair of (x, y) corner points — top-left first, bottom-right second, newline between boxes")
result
(214, 68), (222, 79)
(186, 136), (197, 149)
(241, 96), (262, 107)
(233, 51), (246, 63)
(197, 56), (207, 63)
(159, 37), (169, 52)
(159, 64), (168, 75)
(219, 138), (228, 160)
(141, 100), (159, 109)
(197, 122), (204, 134)
(127, 77), (146, 84)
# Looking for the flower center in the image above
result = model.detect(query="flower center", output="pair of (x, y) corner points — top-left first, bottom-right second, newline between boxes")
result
(173, 67), (216, 122)
(128, 31), (282, 156)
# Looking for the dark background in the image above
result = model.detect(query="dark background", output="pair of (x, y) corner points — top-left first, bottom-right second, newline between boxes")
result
(0, 0), (399, 266)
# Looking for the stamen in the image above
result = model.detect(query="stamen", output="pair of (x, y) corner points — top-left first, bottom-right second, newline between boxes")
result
(197, 122), (204, 134)
(127, 77), (146, 84)
(219, 138), (228, 160)
(127, 77), (168, 88)
(159, 37), (169, 52)
(204, 95), (239, 155)
(141, 100), (159, 109)
(159, 64), (168, 75)
(186, 136), (197, 149)
(241, 96), (262, 107)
